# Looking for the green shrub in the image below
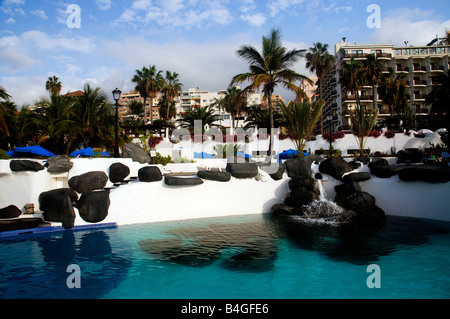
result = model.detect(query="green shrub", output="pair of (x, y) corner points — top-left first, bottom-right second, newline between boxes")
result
(153, 152), (172, 166)
(0, 149), (10, 159)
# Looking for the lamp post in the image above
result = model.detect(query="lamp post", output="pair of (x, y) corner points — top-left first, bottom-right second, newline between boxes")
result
(326, 114), (333, 156)
(112, 88), (122, 158)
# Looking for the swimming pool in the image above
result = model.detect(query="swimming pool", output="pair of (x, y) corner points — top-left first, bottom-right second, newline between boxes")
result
(1, 213), (450, 299)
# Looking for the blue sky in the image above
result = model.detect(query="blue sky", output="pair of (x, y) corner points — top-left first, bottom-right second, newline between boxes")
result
(1, 0), (449, 105)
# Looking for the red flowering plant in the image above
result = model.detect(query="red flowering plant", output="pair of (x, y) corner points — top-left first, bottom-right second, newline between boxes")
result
(369, 130), (381, 138)
(322, 131), (346, 143)
(148, 135), (163, 149)
(278, 133), (290, 140)
(384, 131), (395, 139)
(191, 134), (208, 143)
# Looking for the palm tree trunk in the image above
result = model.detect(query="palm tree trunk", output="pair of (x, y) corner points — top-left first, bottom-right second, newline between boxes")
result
(319, 77), (324, 134)
(268, 92), (274, 159)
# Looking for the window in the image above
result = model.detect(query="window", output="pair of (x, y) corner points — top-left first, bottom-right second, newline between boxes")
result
(420, 48), (427, 55)
(412, 48), (419, 55)
(429, 47), (436, 54)
(437, 47), (445, 54)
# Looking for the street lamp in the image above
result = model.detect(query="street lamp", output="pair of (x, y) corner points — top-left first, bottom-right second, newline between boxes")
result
(326, 114), (333, 156)
(112, 88), (122, 158)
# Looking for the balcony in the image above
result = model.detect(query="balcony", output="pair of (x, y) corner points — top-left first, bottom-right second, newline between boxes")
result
(414, 94), (427, 100)
(413, 65), (427, 72)
(431, 65), (444, 72)
(376, 52), (392, 59)
(360, 95), (374, 101)
(413, 80), (427, 86)
(396, 66), (410, 73)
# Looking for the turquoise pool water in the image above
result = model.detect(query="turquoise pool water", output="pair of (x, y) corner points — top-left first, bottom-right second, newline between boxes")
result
(1, 213), (450, 299)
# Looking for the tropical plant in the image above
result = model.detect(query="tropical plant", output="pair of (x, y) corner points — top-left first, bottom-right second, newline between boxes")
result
(213, 143), (241, 158)
(230, 28), (311, 157)
(177, 105), (218, 134)
(339, 57), (364, 108)
(132, 65), (163, 123)
(156, 95), (177, 121)
(306, 42), (335, 133)
(340, 105), (378, 157)
(128, 100), (144, 118)
(279, 100), (323, 155)
(361, 54), (384, 112)
(35, 94), (75, 154)
(378, 68), (409, 117)
(69, 83), (115, 151)
(222, 87), (248, 134)
(45, 76), (62, 96)
(161, 71), (183, 121)
(427, 70), (450, 145)
(242, 104), (283, 130)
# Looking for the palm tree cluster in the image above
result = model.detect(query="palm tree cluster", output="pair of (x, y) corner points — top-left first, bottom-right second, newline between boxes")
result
(0, 78), (117, 155)
(131, 66), (183, 123)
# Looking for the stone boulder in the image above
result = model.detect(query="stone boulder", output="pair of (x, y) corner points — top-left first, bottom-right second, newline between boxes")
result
(368, 158), (400, 178)
(10, 160), (44, 172)
(226, 163), (258, 179)
(138, 166), (163, 182)
(68, 171), (109, 193)
(0, 205), (22, 219)
(122, 143), (151, 164)
(164, 176), (204, 186)
(109, 162), (130, 183)
(75, 190), (110, 223)
(271, 204), (295, 217)
(342, 172), (371, 183)
(39, 188), (78, 229)
(398, 166), (450, 184)
(344, 192), (376, 211)
(46, 155), (74, 174)
(197, 170), (231, 182)
(284, 175), (320, 209)
(318, 156), (353, 180)
(263, 163), (285, 181)
(285, 154), (324, 178)
(396, 150), (424, 164)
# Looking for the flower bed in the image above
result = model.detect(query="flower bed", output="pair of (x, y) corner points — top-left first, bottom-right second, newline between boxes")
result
(322, 131), (345, 143)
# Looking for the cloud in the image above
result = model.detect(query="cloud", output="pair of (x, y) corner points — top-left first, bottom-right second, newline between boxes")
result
(0, 47), (36, 72)
(5, 17), (15, 24)
(95, 0), (112, 10)
(370, 8), (450, 46)
(240, 13), (267, 27)
(30, 9), (48, 19)
(114, 0), (232, 29)
(267, 0), (304, 18)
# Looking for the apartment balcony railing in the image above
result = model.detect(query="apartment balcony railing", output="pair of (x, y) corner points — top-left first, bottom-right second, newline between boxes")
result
(360, 95), (374, 101)
(414, 94), (427, 100)
(431, 65), (445, 71)
(413, 65), (427, 72)
(413, 80), (428, 86)
(396, 66), (410, 72)
(376, 53), (392, 59)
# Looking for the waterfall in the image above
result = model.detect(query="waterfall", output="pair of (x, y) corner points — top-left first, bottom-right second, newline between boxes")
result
(299, 178), (345, 223)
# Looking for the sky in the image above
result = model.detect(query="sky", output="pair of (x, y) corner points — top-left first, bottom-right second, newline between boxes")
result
(1, 0), (450, 106)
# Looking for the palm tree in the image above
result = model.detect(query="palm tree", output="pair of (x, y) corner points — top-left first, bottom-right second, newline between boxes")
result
(340, 105), (378, 157)
(157, 95), (177, 121)
(177, 105), (217, 134)
(230, 28), (311, 157)
(362, 54), (384, 112)
(243, 104), (283, 130)
(222, 87), (248, 134)
(279, 100), (323, 155)
(70, 83), (115, 151)
(427, 70), (450, 133)
(0, 86), (12, 138)
(339, 57), (364, 109)
(378, 69), (409, 119)
(306, 42), (335, 133)
(36, 94), (75, 154)
(132, 65), (163, 124)
(161, 71), (183, 121)
(45, 76), (62, 96)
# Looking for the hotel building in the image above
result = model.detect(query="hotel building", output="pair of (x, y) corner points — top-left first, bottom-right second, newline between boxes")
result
(118, 90), (162, 123)
(321, 39), (450, 133)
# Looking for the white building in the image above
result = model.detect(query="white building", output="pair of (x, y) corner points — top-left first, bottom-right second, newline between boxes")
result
(175, 87), (263, 130)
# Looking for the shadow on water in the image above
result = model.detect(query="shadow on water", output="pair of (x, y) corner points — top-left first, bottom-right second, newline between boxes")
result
(139, 213), (450, 272)
(271, 214), (450, 265)
(0, 229), (132, 299)
(139, 216), (279, 273)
